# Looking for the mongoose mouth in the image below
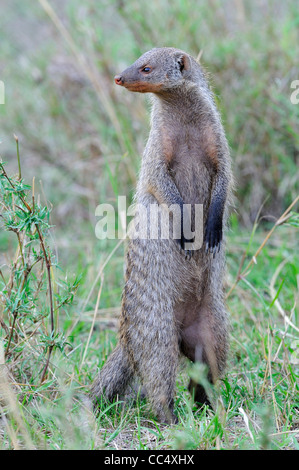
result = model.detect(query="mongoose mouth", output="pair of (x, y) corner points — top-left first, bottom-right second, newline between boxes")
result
(122, 82), (162, 93)
(114, 75), (163, 93)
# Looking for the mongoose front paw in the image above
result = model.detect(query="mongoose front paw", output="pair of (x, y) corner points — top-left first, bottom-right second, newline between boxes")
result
(204, 218), (222, 258)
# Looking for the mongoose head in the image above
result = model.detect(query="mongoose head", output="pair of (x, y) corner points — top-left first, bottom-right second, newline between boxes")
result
(114, 47), (195, 94)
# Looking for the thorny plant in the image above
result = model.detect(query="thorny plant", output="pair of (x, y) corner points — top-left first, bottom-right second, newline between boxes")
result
(0, 137), (80, 385)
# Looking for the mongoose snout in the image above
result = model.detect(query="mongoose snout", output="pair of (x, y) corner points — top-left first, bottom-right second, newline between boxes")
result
(114, 74), (123, 86)
(91, 47), (233, 424)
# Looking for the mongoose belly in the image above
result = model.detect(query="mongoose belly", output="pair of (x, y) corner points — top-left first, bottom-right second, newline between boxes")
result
(172, 158), (213, 216)
(122, 189), (210, 339)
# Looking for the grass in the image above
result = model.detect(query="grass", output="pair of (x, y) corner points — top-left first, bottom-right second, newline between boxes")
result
(0, 158), (298, 450)
(0, 0), (298, 450)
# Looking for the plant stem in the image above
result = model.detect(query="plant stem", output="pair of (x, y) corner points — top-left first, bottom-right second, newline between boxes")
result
(40, 345), (54, 384)
(0, 162), (16, 189)
(35, 225), (55, 383)
(32, 176), (35, 211)
(14, 134), (21, 180)
(5, 265), (32, 356)
(0, 162), (32, 213)
(16, 232), (25, 268)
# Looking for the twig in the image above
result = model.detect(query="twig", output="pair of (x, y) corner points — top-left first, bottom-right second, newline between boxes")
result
(35, 225), (55, 383)
(267, 326), (280, 430)
(35, 226), (54, 334)
(14, 134), (21, 181)
(5, 264), (33, 356)
(239, 407), (254, 443)
(269, 258), (299, 337)
(40, 344), (54, 385)
(68, 238), (124, 338)
(81, 238), (124, 315)
(0, 268), (6, 284)
(0, 162), (16, 190)
(0, 162), (32, 213)
(32, 176), (35, 212)
(16, 232), (25, 268)
(80, 273), (104, 369)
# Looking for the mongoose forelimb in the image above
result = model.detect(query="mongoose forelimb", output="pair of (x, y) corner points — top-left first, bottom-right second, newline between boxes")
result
(91, 47), (233, 424)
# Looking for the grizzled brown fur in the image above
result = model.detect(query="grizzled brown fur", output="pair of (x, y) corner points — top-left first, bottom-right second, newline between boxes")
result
(91, 47), (233, 424)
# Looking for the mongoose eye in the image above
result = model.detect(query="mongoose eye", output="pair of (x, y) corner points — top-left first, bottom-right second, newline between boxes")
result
(141, 67), (151, 73)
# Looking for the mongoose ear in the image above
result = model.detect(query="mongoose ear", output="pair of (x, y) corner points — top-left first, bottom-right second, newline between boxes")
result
(176, 53), (192, 74)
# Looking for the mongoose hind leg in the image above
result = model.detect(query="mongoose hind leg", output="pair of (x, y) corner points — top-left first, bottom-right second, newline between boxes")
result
(135, 357), (179, 424)
(120, 238), (185, 424)
(180, 296), (228, 407)
(122, 295), (180, 424)
(91, 343), (134, 408)
(128, 323), (180, 424)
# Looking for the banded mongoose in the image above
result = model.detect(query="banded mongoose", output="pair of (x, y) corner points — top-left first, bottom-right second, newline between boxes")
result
(91, 47), (233, 424)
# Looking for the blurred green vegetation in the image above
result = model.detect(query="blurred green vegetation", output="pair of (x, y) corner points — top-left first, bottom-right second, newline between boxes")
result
(1, 1), (298, 242)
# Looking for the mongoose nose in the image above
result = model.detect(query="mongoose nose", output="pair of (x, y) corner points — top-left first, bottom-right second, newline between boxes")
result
(114, 75), (123, 86)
